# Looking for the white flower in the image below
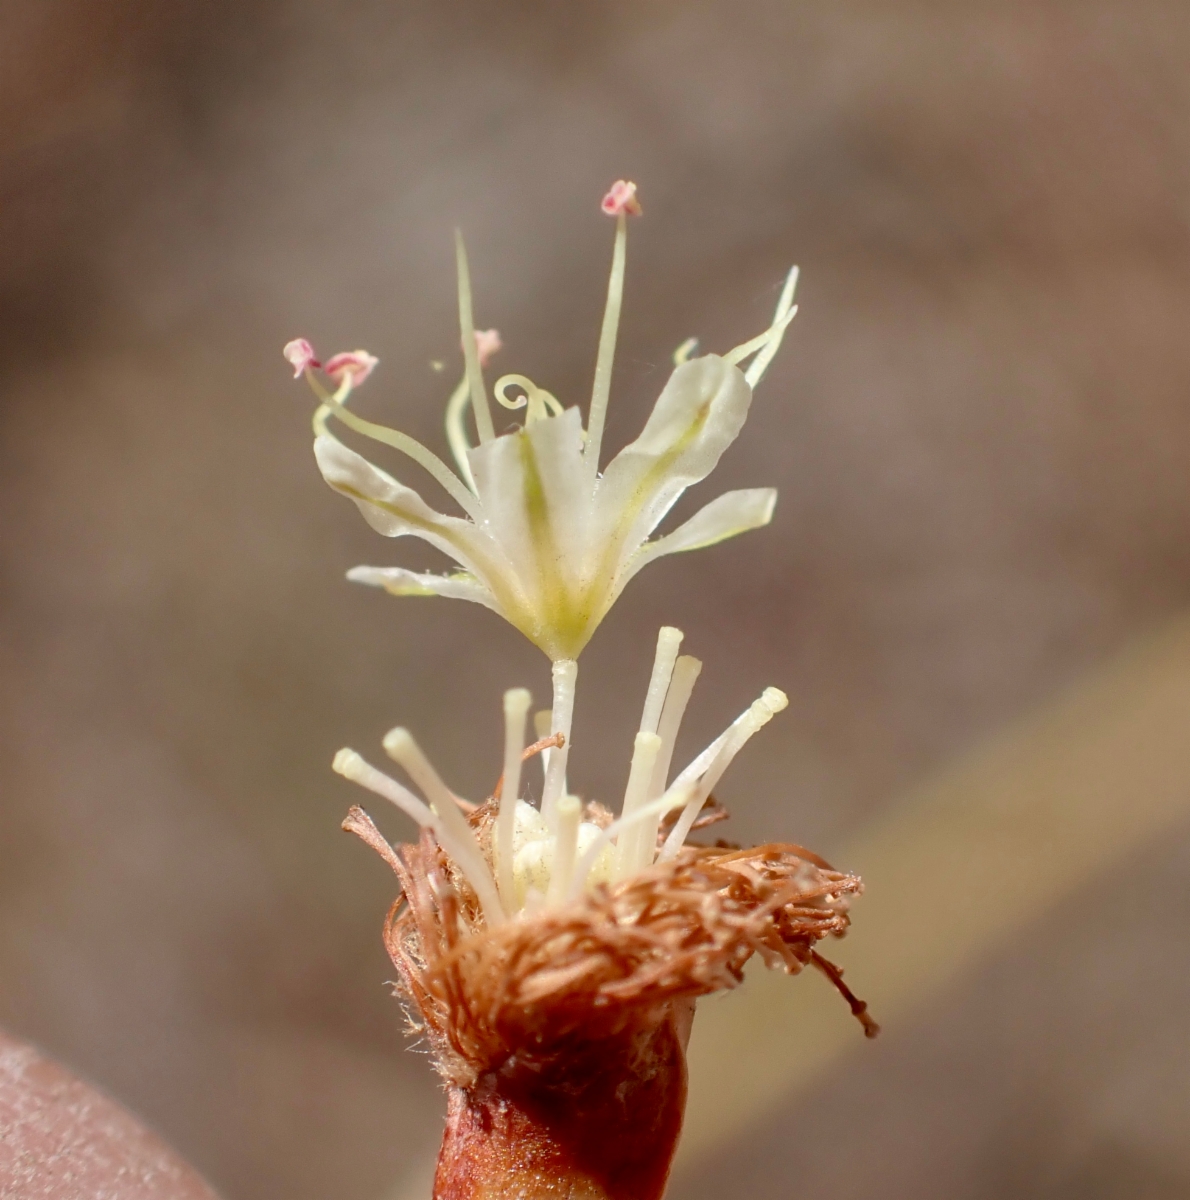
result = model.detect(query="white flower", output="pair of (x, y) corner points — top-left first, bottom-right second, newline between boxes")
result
(293, 184), (798, 662)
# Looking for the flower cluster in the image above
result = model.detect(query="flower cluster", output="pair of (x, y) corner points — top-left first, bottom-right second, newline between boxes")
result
(287, 183), (869, 1200)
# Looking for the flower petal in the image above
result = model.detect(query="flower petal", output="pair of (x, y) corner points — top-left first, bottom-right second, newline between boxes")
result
(594, 355), (753, 566)
(467, 407), (592, 601)
(314, 435), (498, 577)
(613, 488), (777, 597)
(644, 488), (776, 556)
(346, 566), (501, 612)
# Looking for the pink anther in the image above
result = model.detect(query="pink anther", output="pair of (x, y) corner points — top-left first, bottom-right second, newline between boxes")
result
(473, 329), (503, 368)
(600, 180), (642, 217)
(283, 338), (321, 378)
(324, 350), (379, 386)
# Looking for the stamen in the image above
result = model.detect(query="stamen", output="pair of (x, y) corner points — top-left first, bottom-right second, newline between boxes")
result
(497, 688), (531, 912)
(332, 748), (436, 828)
(723, 266), (800, 384)
(745, 266), (799, 388)
(640, 626), (684, 735)
(382, 727), (504, 924)
(569, 783), (693, 901)
(672, 337), (699, 366)
(445, 331), (503, 490)
(325, 350), (379, 386)
(638, 654), (703, 868)
(723, 305), (798, 370)
(651, 654), (702, 796)
(546, 795), (582, 905)
(314, 375), (484, 521)
(664, 723), (733, 795)
(455, 231), (496, 445)
(664, 682), (789, 791)
(283, 338), (320, 377)
(540, 660), (578, 825)
(584, 209), (630, 475)
(334, 747), (505, 925)
(614, 731), (662, 880)
(659, 687), (788, 858)
(308, 368), (351, 435)
(613, 626), (684, 877)
(474, 329), (502, 368)
(444, 377), (477, 490)
(600, 180), (642, 217)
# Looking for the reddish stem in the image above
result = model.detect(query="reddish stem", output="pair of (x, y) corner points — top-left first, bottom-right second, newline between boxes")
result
(433, 1005), (691, 1200)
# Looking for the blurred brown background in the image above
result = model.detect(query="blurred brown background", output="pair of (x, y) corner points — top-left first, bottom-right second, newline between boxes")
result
(1, 1), (1188, 1197)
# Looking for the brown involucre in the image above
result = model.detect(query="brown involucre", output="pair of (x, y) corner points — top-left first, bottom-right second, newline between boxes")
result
(344, 799), (874, 1200)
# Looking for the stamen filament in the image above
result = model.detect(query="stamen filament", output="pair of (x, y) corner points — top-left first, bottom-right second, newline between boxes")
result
(744, 266), (799, 388)
(614, 731), (662, 880)
(660, 687), (789, 858)
(455, 232), (496, 445)
(584, 211), (627, 476)
(639, 653), (703, 868)
(313, 375), (483, 520)
(332, 748), (436, 828)
(541, 659), (578, 825)
(497, 688), (531, 912)
(723, 305), (799, 370)
(666, 727), (733, 795)
(568, 783), (693, 901)
(308, 370), (351, 434)
(333, 748), (504, 924)
(546, 795), (582, 905)
(444, 376), (478, 490)
(640, 626), (684, 736)
(382, 727), (504, 923)
(651, 654), (703, 797)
